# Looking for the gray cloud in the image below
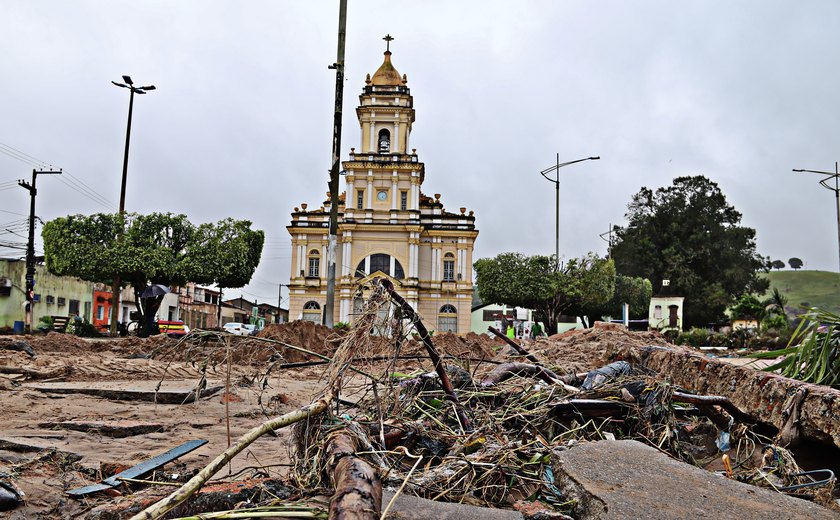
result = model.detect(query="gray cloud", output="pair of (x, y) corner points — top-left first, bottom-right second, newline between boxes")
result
(1, 1), (837, 306)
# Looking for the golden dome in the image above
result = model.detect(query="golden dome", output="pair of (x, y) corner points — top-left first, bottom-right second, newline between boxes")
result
(370, 51), (402, 86)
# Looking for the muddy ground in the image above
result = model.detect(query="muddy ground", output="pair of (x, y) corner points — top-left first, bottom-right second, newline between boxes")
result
(0, 323), (834, 519)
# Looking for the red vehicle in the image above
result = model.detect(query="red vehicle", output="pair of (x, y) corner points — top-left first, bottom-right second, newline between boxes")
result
(157, 320), (189, 337)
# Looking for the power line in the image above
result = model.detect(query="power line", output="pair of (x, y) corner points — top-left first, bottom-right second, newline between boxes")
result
(0, 142), (116, 210)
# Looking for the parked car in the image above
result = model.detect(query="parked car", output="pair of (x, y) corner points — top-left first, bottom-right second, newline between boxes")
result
(223, 322), (256, 336)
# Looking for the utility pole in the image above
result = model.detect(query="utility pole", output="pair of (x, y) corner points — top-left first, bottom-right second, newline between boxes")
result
(324, 0), (348, 328)
(278, 283), (287, 323)
(793, 161), (840, 272)
(599, 224), (615, 258)
(18, 168), (62, 332)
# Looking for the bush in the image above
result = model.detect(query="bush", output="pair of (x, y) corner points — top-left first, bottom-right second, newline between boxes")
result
(677, 327), (710, 347)
(708, 332), (734, 349)
(66, 317), (99, 337)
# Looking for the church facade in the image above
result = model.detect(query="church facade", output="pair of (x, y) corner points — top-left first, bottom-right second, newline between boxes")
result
(287, 43), (478, 333)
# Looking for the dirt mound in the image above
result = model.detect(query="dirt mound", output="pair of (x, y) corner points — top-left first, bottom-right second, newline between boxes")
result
(401, 332), (500, 360)
(1, 332), (101, 354)
(532, 323), (674, 374)
(253, 321), (344, 362)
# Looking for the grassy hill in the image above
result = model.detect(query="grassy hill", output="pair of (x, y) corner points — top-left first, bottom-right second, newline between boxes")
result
(762, 270), (840, 316)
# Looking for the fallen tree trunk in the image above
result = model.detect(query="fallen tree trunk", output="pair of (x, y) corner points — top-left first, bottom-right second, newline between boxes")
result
(671, 391), (753, 424)
(325, 430), (382, 519)
(481, 362), (562, 387)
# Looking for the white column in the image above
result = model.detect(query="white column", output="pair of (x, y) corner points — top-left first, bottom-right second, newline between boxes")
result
(298, 245), (305, 276)
(414, 244), (419, 278)
(407, 242), (414, 278)
(389, 256), (396, 277)
(369, 122), (376, 152)
(393, 122), (399, 153)
(391, 175), (398, 210)
(321, 245), (327, 278)
(367, 178), (373, 209)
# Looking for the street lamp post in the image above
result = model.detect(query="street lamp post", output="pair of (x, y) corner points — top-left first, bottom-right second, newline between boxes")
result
(540, 154), (600, 270)
(110, 76), (155, 335)
(793, 162), (840, 273)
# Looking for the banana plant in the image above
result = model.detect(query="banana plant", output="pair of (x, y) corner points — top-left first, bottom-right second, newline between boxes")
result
(750, 307), (840, 387)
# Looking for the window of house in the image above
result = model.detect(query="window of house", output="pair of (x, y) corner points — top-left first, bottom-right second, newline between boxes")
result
(355, 254), (405, 279)
(654, 305), (662, 320)
(303, 300), (321, 323)
(96, 305), (104, 320)
(378, 129), (391, 153)
(357, 190), (364, 209)
(370, 253), (389, 274)
(308, 249), (321, 277)
(400, 191), (408, 210)
(438, 304), (457, 333)
(69, 299), (80, 316)
(443, 253), (456, 281)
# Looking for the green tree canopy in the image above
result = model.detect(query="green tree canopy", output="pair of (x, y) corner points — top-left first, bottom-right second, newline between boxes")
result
(730, 294), (764, 321)
(788, 257), (803, 270)
(583, 274), (652, 322)
(610, 175), (769, 327)
(474, 252), (615, 331)
(771, 259), (785, 270)
(43, 213), (264, 330)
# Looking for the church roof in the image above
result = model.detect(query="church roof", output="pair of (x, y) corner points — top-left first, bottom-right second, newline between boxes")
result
(370, 51), (402, 86)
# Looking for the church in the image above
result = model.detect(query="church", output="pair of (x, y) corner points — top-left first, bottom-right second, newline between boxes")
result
(287, 39), (478, 333)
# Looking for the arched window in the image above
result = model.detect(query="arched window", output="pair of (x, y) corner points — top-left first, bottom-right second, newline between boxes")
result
(378, 129), (391, 153)
(355, 254), (405, 279)
(438, 304), (457, 333)
(307, 249), (320, 277)
(443, 252), (455, 281)
(302, 300), (321, 323)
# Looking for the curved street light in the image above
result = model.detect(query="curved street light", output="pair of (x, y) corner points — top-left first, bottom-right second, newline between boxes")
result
(793, 162), (840, 273)
(109, 76), (155, 336)
(540, 154), (600, 270)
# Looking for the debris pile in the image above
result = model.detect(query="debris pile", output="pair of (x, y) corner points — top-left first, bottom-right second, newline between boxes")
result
(1, 284), (839, 519)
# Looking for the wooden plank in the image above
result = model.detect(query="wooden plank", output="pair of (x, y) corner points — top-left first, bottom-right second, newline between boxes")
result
(66, 439), (208, 497)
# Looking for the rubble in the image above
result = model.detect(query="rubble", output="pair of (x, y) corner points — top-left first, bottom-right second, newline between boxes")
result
(1, 303), (839, 518)
(552, 439), (837, 519)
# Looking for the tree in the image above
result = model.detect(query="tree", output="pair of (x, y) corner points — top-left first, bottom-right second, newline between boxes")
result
(771, 259), (785, 270)
(583, 274), (652, 322)
(730, 294), (764, 321)
(610, 176), (769, 327)
(474, 252), (615, 332)
(42, 213), (264, 335)
(184, 218), (265, 325)
(789, 257), (804, 270)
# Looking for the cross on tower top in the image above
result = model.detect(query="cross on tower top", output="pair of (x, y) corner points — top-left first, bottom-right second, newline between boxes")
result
(383, 34), (394, 52)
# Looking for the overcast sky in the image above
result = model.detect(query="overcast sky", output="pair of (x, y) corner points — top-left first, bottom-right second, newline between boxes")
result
(1, 1), (838, 308)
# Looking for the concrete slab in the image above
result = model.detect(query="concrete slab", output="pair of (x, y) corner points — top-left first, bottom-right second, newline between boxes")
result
(23, 380), (224, 404)
(38, 420), (165, 438)
(552, 440), (837, 519)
